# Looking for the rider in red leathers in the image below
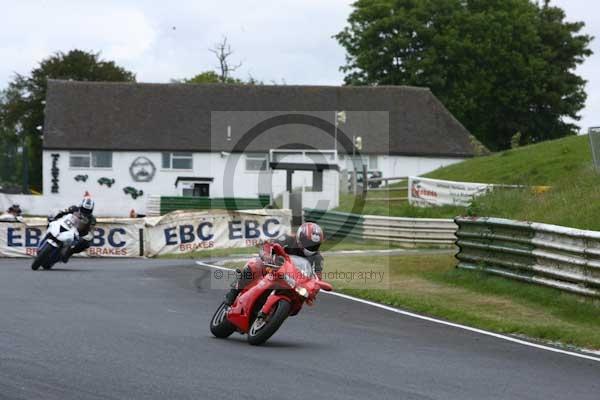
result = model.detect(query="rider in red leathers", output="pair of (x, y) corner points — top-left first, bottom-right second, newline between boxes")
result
(224, 222), (325, 305)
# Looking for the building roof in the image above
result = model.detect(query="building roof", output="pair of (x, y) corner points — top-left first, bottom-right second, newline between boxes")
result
(43, 80), (485, 158)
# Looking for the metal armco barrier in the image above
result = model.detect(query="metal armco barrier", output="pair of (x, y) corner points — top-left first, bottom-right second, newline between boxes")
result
(303, 208), (456, 245)
(303, 209), (364, 240)
(455, 217), (600, 297)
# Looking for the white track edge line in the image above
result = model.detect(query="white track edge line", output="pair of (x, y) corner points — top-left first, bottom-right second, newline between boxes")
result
(195, 261), (600, 363)
(196, 261), (232, 271)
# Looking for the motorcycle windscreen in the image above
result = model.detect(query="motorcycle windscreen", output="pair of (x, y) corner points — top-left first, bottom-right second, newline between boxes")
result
(289, 255), (315, 278)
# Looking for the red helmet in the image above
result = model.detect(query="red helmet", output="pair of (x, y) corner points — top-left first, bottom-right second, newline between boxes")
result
(296, 222), (324, 256)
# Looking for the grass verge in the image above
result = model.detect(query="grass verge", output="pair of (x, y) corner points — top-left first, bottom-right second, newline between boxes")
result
(301, 253), (600, 349)
(337, 192), (464, 219)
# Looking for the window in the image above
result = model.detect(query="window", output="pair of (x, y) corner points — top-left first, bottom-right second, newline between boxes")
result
(70, 151), (90, 168)
(69, 151), (112, 168)
(162, 152), (193, 170)
(93, 151), (112, 168)
(245, 153), (267, 171)
(161, 152), (170, 169)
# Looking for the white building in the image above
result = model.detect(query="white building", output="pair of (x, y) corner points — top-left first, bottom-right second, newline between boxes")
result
(40, 80), (484, 216)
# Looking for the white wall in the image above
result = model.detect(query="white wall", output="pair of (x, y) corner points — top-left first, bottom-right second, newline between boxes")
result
(0, 193), (64, 217)
(42, 150), (282, 217)
(302, 170), (339, 209)
(40, 150), (465, 216)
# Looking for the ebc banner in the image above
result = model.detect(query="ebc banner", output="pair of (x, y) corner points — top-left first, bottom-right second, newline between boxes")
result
(0, 219), (143, 258)
(144, 210), (292, 257)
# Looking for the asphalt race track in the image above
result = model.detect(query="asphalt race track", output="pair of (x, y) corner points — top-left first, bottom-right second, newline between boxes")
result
(0, 258), (598, 400)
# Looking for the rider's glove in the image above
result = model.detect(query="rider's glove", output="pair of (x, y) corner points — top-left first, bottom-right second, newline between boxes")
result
(275, 255), (286, 267)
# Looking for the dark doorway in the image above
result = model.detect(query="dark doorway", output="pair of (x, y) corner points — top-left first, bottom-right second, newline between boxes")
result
(182, 183), (210, 197)
(193, 183), (210, 197)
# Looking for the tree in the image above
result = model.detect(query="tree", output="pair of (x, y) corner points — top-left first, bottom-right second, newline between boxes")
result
(179, 37), (262, 85)
(0, 118), (20, 186)
(210, 36), (242, 83)
(0, 50), (135, 191)
(182, 70), (243, 84)
(335, 0), (593, 150)
(181, 70), (262, 85)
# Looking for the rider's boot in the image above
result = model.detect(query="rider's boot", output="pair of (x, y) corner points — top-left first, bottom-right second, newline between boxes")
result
(224, 265), (256, 305)
(62, 240), (90, 263)
(61, 246), (74, 263)
(224, 267), (248, 305)
(224, 288), (240, 306)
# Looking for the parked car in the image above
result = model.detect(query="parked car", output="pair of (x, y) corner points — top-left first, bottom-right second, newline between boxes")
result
(348, 170), (382, 190)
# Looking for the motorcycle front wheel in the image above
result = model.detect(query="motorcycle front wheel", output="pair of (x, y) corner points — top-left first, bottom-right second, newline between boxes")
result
(209, 302), (236, 338)
(31, 243), (55, 271)
(247, 300), (291, 346)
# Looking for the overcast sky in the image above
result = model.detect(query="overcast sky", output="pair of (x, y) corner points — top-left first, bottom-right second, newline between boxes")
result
(1, 0), (598, 131)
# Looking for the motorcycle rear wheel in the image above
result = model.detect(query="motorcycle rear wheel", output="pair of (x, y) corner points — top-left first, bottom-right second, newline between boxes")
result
(247, 300), (291, 346)
(210, 302), (236, 338)
(31, 244), (55, 271)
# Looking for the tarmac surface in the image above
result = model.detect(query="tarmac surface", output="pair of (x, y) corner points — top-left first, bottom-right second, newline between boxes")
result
(0, 258), (598, 400)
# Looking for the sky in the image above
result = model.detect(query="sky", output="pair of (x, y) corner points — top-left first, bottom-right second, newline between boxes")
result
(0, 0), (598, 131)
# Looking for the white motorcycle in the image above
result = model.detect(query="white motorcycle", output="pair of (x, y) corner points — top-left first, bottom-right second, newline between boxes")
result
(31, 213), (83, 270)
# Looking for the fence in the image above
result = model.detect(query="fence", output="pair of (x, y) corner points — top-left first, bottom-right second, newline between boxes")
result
(365, 176), (408, 202)
(346, 173), (408, 201)
(303, 208), (456, 245)
(455, 216), (600, 297)
(146, 195), (272, 216)
(589, 127), (600, 171)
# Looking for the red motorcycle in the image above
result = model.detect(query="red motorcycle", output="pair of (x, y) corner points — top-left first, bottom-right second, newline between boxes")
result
(210, 242), (333, 345)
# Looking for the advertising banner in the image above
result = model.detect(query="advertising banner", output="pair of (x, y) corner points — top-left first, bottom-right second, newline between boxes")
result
(408, 176), (492, 207)
(0, 210), (292, 258)
(0, 218), (144, 258)
(0, 219), (46, 258)
(86, 219), (144, 257)
(143, 209), (292, 257)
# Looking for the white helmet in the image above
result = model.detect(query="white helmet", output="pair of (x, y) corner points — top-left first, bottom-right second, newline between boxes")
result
(79, 193), (95, 216)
